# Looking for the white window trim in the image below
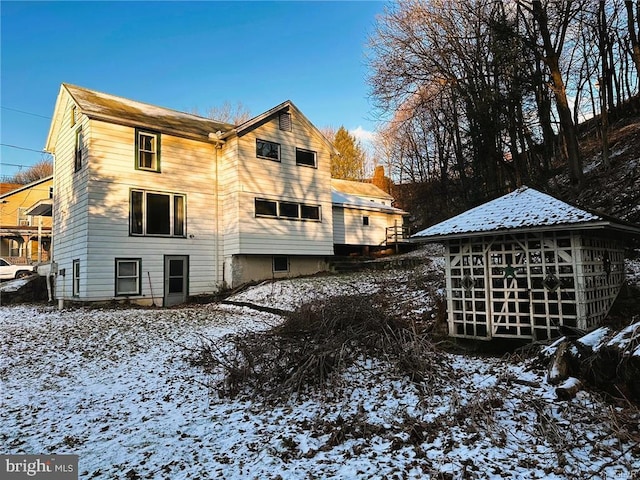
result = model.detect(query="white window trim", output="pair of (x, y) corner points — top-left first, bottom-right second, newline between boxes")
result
(136, 130), (160, 172)
(115, 258), (141, 296)
(72, 259), (80, 297)
(295, 147), (317, 168)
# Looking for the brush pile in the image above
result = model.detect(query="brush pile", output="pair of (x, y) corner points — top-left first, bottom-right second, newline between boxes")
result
(190, 293), (447, 399)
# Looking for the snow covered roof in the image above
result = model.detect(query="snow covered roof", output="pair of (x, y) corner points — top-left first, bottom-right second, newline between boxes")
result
(331, 179), (406, 215)
(63, 84), (234, 141)
(413, 186), (640, 240)
(331, 179), (394, 201)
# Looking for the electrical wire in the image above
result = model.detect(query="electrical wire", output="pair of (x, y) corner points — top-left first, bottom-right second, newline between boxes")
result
(1, 106), (51, 119)
(0, 143), (48, 154)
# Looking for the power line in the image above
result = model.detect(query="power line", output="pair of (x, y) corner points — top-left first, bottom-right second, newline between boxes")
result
(0, 143), (49, 154)
(1, 106), (51, 119)
(3, 163), (33, 168)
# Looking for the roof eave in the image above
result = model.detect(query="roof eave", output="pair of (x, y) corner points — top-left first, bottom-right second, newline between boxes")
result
(80, 111), (225, 143)
(333, 202), (408, 215)
(412, 220), (640, 242)
(0, 176), (53, 199)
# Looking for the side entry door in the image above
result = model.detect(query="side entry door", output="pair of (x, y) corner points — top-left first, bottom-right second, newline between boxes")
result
(164, 255), (188, 307)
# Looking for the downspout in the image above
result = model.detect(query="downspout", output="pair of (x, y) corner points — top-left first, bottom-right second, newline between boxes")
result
(216, 144), (221, 287)
(49, 154), (58, 306)
(208, 132), (226, 289)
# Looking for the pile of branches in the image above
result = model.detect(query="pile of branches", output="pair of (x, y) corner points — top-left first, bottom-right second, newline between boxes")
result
(190, 294), (446, 399)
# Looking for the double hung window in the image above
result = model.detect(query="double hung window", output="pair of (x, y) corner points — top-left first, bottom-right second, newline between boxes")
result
(136, 130), (161, 171)
(115, 259), (141, 296)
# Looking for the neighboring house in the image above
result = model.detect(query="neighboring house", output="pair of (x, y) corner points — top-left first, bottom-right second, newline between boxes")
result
(331, 178), (408, 255)
(45, 84), (342, 306)
(413, 186), (640, 341)
(0, 176), (53, 263)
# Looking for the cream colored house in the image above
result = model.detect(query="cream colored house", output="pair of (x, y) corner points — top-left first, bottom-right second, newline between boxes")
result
(45, 84), (338, 305)
(331, 178), (407, 255)
(45, 84), (409, 305)
(0, 176), (53, 263)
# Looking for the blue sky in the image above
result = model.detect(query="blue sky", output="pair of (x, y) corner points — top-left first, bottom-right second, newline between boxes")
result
(1, 1), (385, 179)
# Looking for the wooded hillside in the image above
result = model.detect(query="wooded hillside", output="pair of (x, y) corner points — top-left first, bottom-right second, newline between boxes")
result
(367, 0), (640, 230)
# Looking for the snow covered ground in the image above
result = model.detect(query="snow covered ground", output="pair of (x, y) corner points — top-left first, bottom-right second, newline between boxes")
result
(2, 255), (639, 479)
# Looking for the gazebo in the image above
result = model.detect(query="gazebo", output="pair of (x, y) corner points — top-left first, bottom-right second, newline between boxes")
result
(413, 186), (640, 341)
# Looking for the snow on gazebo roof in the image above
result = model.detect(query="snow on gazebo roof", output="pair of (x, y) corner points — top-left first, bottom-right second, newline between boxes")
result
(413, 186), (639, 240)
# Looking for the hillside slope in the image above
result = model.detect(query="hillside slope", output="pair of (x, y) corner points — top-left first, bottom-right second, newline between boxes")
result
(549, 115), (640, 225)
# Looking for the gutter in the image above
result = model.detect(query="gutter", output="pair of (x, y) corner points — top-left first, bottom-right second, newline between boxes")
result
(411, 220), (640, 242)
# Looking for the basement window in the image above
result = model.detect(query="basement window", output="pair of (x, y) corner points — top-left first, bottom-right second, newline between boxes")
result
(115, 258), (141, 296)
(273, 256), (289, 272)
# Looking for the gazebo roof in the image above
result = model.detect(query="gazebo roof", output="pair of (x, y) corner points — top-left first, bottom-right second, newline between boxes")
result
(413, 186), (640, 240)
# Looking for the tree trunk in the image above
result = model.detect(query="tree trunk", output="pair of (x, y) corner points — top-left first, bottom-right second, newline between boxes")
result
(599, 0), (610, 169)
(532, 1), (583, 185)
(625, 1), (640, 78)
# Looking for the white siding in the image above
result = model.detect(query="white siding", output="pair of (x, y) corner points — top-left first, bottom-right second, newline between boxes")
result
(52, 93), (90, 300)
(83, 120), (219, 301)
(334, 206), (404, 246)
(232, 112), (334, 256)
(49, 93), (367, 302)
(52, 104), (222, 302)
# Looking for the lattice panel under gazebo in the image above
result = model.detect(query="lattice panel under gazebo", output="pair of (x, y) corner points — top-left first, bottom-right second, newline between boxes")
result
(445, 232), (625, 341)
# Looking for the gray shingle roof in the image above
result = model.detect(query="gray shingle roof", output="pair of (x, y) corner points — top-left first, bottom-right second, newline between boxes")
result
(64, 84), (233, 140)
(412, 186), (631, 240)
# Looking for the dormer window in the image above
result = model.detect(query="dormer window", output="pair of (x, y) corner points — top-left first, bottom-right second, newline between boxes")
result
(136, 129), (161, 172)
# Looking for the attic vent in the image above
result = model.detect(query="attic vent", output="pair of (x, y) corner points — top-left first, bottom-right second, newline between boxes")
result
(279, 112), (291, 131)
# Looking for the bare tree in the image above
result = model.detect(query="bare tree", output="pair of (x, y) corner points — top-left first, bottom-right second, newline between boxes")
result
(9, 159), (53, 184)
(625, 0), (640, 78)
(520, 0), (584, 185)
(190, 101), (252, 125)
(369, 0), (638, 220)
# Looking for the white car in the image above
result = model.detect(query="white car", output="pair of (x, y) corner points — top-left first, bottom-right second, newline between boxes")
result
(0, 258), (36, 280)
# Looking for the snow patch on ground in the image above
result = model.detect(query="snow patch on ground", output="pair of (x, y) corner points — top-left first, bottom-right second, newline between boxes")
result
(2, 262), (639, 479)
